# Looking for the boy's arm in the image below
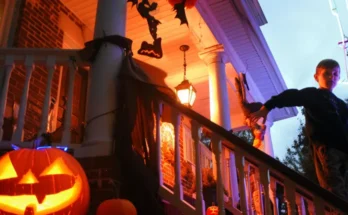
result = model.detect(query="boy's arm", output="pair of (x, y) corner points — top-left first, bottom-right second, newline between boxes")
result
(264, 87), (317, 111)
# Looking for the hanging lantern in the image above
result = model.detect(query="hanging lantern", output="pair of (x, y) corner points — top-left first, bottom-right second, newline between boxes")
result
(175, 79), (197, 107)
(175, 45), (197, 107)
(206, 203), (219, 215)
(168, 0), (197, 9)
(96, 199), (137, 215)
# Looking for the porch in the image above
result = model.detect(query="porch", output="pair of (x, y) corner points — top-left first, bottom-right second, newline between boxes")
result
(0, 47), (347, 214)
(0, 0), (346, 214)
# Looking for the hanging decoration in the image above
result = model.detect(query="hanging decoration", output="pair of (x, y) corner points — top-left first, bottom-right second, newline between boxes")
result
(127, 0), (198, 59)
(169, 0), (198, 25)
(0, 147), (90, 215)
(234, 73), (266, 149)
(168, 0), (197, 9)
(127, 0), (163, 58)
(172, 0), (188, 26)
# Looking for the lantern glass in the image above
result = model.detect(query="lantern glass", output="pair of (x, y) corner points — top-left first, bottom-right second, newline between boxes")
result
(175, 80), (196, 107)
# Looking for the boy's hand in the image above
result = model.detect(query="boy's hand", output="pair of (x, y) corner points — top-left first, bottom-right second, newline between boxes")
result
(249, 106), (270, 124)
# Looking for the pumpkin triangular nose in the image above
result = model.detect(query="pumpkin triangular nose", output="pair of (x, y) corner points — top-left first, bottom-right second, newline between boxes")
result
(19, 170), (39, 184)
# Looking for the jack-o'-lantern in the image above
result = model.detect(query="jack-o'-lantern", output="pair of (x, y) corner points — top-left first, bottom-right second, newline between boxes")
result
(0, 148), (90, 215)
(168, 0), (197, 9)
(206, 204), (219, 215)
(96, 199), (137, 215)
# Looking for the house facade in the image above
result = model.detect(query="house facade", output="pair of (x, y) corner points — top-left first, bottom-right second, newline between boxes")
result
(0, 0), (347, 214)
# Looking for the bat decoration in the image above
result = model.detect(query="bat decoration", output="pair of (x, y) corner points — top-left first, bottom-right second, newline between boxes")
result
(173, 1), (188, 26)
(138, 37), (163, 59)
(235, 73), (266, 148)
(128, 0), (164, 58)
(127, 0), (138, 7)
(137, 0), (161, 39)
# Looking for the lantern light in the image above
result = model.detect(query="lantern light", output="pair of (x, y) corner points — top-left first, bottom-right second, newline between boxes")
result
(175, 45), (197, 107)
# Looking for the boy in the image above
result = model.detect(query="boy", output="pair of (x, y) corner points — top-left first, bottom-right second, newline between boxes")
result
(250, 59), (348, 201)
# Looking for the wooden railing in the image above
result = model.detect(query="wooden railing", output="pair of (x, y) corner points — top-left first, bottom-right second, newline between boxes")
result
(0, 48), (89, 149)
(154, 91), (348, 215)
(1, 48), (347, 214)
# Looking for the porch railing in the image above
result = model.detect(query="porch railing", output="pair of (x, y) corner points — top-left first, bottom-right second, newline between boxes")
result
(0, 48), (88, 149)
(1, 48), (347, 215)
(153, 90), (348, 215)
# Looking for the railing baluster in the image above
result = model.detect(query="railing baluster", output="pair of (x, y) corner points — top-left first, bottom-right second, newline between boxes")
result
(228, 151), (240, 208)
(61, 60), (76, 144)
(259, 164), (272, 215)
(191, 120), (205, 215)
(307, 200), (315, 215)
(39, 56), (56, 136)
(12, 56), (34, 142)
(244, 163), (252, 214)
(313, 196), (325, 215)
(295, 195), (306, 215)
(235, 148), (249, 214)
(0, 55), (14, 141)
(284, 179), (297, 215)
(270, 179), (279, 215)
(171, 109), (182, 201)
(155, 102), (163, 186)
(211, 135), (225, 215)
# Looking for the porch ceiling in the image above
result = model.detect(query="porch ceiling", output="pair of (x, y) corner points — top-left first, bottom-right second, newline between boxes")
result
(60, 0), (295, 128)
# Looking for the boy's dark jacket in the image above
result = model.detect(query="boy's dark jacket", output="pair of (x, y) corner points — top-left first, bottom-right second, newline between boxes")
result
(264, 87), (348, 154)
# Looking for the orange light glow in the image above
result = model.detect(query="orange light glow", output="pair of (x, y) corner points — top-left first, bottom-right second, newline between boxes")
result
(40, 157), (74, 176)
(0, 177), (82, 215)
(160, 122), (175, 149)
(0, 157), (83, 215)
(19, 170), (38, 184)
(0, 154), (18, 180)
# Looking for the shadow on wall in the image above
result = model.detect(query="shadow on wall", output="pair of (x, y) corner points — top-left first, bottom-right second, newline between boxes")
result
(134, 58), (169, 89)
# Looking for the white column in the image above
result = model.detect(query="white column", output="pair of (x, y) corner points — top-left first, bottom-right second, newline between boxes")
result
(75, 0), (127, 157)
(199, 44), (231, 130)
(264, 120), (274, 157)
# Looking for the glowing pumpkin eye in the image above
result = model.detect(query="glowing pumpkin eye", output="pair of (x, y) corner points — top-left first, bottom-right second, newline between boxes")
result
(19, 170), (38, 184)
(0, 154), (18, 180)
(40, 157), (74, 176)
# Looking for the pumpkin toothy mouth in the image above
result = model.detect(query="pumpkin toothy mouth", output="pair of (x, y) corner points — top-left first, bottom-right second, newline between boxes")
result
(0, 176), (82, 215)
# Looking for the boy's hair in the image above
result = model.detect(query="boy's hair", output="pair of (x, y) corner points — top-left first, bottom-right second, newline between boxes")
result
(316, 59), (340, 74)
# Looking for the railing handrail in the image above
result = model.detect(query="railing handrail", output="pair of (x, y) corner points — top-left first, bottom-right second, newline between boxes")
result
(153, 89), (348, 212)
(0, 48), (89, 66)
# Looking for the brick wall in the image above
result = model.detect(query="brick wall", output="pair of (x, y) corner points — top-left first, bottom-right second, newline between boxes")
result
(4, 0), (86, 141)
(77, 155), (120, 215)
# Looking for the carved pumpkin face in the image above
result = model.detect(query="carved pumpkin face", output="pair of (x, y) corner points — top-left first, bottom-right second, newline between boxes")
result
(0, 148), (89, 215)
(206, 205), (219, 215)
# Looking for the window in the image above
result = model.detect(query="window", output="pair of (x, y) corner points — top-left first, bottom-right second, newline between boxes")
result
(183, 124), (213, 168)
(200, 142), (213, 169)
(183, 125), (195, 164)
